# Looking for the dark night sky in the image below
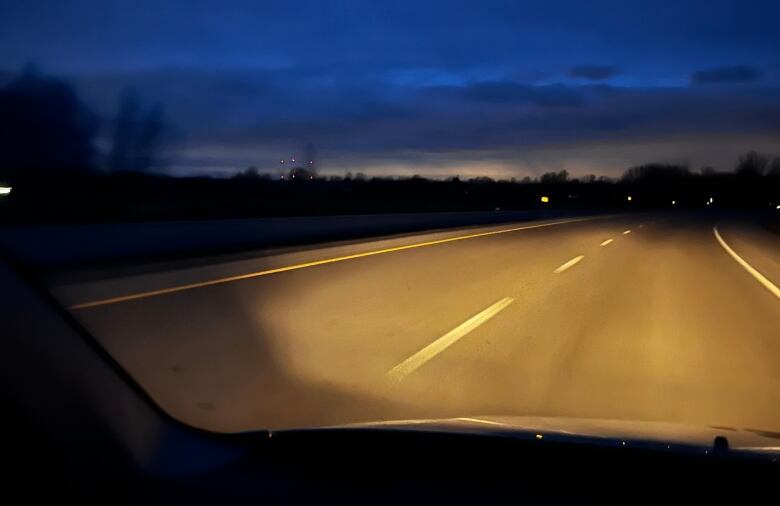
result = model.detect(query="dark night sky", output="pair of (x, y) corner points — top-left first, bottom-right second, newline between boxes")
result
(1, 0), (779, 177)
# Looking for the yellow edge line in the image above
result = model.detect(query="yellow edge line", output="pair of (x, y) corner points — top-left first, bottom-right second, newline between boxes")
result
(386, 297), (514, 384)
(455, 417), (509, 427)
(713, 226), (780, 300)
(70, 216), (600, 310)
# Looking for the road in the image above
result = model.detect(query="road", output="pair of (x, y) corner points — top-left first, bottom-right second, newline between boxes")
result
(52, 214), (780, 433)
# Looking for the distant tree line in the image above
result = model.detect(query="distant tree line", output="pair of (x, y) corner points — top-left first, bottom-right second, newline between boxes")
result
(232, 156), (780, 187)
(2, 161), (777, 224)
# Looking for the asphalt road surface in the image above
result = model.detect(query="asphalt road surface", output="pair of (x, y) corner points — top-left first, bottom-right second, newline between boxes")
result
(53, 214), (780, 433)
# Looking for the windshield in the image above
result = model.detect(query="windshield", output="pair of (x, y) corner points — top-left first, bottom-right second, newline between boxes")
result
(1, 0), (779, 435)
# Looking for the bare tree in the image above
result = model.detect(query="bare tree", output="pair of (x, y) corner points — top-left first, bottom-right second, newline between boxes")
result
(134, 102), (164, 172)
(735, 151), (768, 176)
(0, 70), (97, 173)
(540, 169), (569, 184)
(766, 157), (780, 176)
(110, 90), (165, 172)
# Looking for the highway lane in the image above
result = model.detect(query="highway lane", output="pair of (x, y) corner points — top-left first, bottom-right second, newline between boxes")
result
(53, 214), (780, 433)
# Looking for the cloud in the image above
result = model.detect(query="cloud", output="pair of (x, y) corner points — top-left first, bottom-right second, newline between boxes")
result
(458, 81), (585, 107)
(45, 67), (780, 175)
(568, 65), (620, 81)
(691, 65), (764, 84)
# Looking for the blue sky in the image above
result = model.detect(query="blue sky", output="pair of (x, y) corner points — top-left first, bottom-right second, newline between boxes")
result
(1, 0), (779, 177)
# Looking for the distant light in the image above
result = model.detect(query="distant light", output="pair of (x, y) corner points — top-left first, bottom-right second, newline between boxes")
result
(776, 204), (780, 210)
(309, 176), (313, 180)
(627, 195), (632, 201)
(671, 200), (676, 205)
(709, 197), (714, 204)
(535, 434), (543, 440)
(280, 160), (285, 164)
(0, 186), (11, 196)
(540, 196), (549, 203)
(308, 160), (313, 164)
(291, 158), (296, 163)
